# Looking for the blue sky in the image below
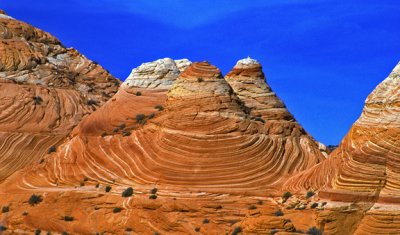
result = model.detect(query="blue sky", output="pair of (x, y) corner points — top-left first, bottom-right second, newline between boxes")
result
(2, 0), (400, 145)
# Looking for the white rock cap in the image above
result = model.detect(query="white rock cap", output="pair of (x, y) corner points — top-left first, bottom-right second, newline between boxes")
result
(235, 56), (260, 67)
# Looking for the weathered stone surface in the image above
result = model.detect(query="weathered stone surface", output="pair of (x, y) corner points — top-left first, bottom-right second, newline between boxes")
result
(0, 11), (119, 182)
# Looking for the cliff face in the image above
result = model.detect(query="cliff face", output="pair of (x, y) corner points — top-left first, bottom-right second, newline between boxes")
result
(0, 10), (119, 182)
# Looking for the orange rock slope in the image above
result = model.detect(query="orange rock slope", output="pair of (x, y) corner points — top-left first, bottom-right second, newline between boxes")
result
(283, 62), (400, 234)
(0, 10), (119, 182)
(0, 58), (325, 234)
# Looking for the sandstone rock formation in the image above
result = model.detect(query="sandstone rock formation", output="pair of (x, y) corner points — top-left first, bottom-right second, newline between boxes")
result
(282, 62), (400, 234)
(0, 10), (119, 182)
(0, 59), (325, 234)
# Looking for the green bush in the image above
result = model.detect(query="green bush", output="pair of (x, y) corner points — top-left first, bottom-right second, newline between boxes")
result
(150, 188), (158, 194)
(136, 114), (145, 122)
(29, 194), (43, 206)
(113, 207), (122, 213)
(105, 185), (112, 192)
(149, 194), (157, 199)
(203, 218), (210, 224)
(2, 206), (9, 213)
(306, 191), (315, 199)
(154, 105), (164, 111)
(310, 202), (318, 209)
(35, 229), (41, 235)
(33, 96), (43, 105)
(282, 191), (292, 202)
(122, 187), (134, 197)
(307, 227), (322, 235)
(48, 146), (56, 154)
(63, 216), (74, 221)
(135, 91), (142, 96)
(232, 227), (242, 235)
(274, 210), (284, 216)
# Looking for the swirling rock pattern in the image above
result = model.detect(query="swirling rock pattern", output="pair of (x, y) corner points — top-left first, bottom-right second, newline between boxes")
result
(283, 62), (400, 234)
(0, 60), (325, 234)
(0, 11), (119, 182)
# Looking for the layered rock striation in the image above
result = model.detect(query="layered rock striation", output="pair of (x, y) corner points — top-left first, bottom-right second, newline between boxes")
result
(0, 10), (119, 181)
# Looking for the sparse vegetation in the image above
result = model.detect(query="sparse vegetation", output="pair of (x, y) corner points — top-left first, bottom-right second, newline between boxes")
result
(232, 226), (242, 235)
(39, 159), (45, 164)
(119, 123), (126, 129)
(2, 206), (9, 213)
(48, 146), (56, 154)
(29, 194), (43, 206)
(63, 216), (74, 222)
(22, 211), (28, 216)
(95, 183), (100, 188)
(87, 99), (98, 105)
(122, 187), (134, 197)
(80, 182), (85, 187)
(248, 205), (257, 210)
(148, 113), (155, 119)
(306, 191), (315, 199)
(135, 91), (142, 96)
(282, 191), (292, 203)
(105, 185), (112, 192)
(307, 227), (322, 235)
(197, 77), (204, 82)
(136, 114), (145, 122)
(122, 131), (131, 137)
(202, 218), (210, 224)
(274, 210), (284, 216)
(0, 226), (6, 231)
(254, 117), (265, 123)
(62, 232), (69, 235)
(113, 207), (122, 213)
(257, 200), (263, 205)
(149, 194), (157, 199)
(154, 105), (164, 111)
(35, 229), (41, 235)
(125, 228), (133, 232)
(101, 132), (107, 137)
(33, 96), (43, 105)
(113, 127), (119, 133)
(150, 188), (158, 194)
(310, 202), (318, 209)
(270, 229), (278, 235)
(83, 177), (89, 182)
(195, 227), (200, 232)
(153, 232), (159, 235)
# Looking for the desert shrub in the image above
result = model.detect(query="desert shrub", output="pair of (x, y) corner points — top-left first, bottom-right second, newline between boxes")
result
(0, 226), (6, 231)
(122, 131), (131, 137)
(270, 229), (278, 235)
(310, 202), (318, 209)
(136, 114), (145, 122)
(62, 232), (69, 235)
(29, 194), (43, 206)
(197, 77), (204, 82)
(257, 200), (263, 205)
(149, 194), (157, 199)
(33, 96), (43, 105)
(274, 210), (284, 216)
(101, 132), (107, 137)
(154, 105), (164, 111)
(248, 205), (257, 210)
(95, 183), (100, 188)
(125, 228), (133, 232)
(135, 91), (142, 96)
(46, 232), (52, 235)
(48, 146), (56, 154)
(195, 227), (200, 232)
(63, 216), (74, 221)
(113, 127), (119, 133)
(22, 211), (28, 216)
(150, 188), (158, 194)
(113, 207), (122, 213)
(153, 232), (159, 235)
(282, 191), (292, 202)
(306, 191), (315, 199)
(35, 229), (41, 235)
(122, 187), (134, 197)
(2, 206), (9, 213)
(232, 226), (242, 235)
(307, 227), (322, 235)
(119, 123), (126, 129)
(321, 202), (327, 206)
(148, 113), (155, 119)
(105, 185), (112, 192)
(254, 117), (265, 123)
(203, 218), (210, 224)
(83, 177), (89, 182)
(87, 99), (98, 105)
(80, 182), (85, 187)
